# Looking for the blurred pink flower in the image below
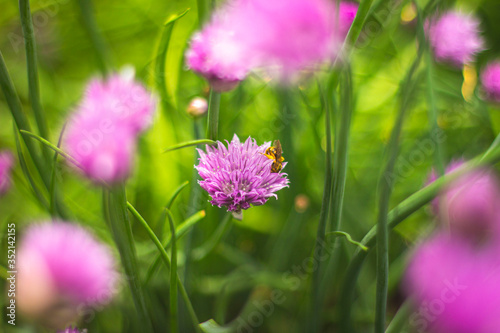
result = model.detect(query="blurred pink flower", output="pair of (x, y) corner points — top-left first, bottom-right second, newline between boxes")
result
(186, 15), (252, 92)
(17, 222), (118, 328)
(481, 61), (500, 103)
(65, 112), (137, 184)
(405, 233), (500, 333)
(428, 161), (500, 242)
(64, 70), (156, 184)
(83, 72), (157, 134)
(426, 11), (485, 67)
(186, 0), (358, 89)
(0, 150), (14, 196)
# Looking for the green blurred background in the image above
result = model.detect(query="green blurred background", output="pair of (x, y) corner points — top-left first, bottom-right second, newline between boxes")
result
(1, 0), (500, 332)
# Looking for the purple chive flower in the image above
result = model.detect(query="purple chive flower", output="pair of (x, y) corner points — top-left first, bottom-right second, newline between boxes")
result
(404, 233), (500, 333)
(481, 61), (500, 103)
(64, 70), (156, 184)
(186, 0), (357, 89)
(428, 161), (500, 242)
(426, 11), (485, 67)
(0, 150), (14, 196)
(17, 222), (118, 328)
(195, 135), (289, 213)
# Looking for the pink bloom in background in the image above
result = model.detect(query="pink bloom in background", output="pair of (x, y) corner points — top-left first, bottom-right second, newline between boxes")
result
(186, 15), (253, 92)
(405, 234), (500, 333)
(64, 70), (156, 184)
(17, 222), (118, 329)
(428, 161), (500, 242)
(186, 0), (358, 90)
(426, 11), (485, 67)
(65, 113), (136, 184)
(83, 72), (157, 135)
(481, 61), (500, 103)
(0, 150), (14, 195)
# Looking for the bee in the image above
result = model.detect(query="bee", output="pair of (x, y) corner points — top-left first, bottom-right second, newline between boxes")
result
(262, 140), (285, 173)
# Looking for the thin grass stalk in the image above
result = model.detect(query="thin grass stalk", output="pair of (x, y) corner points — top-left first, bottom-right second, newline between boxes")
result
(18, 0), (49, 148)
(418, 4), (445, 176)
(330, 67), (353, 231)
(206, 89), (221, 140)
(328, 0), (376, 91)
(0, 51), (49, 188)
(316, 67), (353, 326)
(166, 210), (179, 333)
(126, 203), (202, 333)
(76, 0), (110, 75)
(374, 51), (422, 333)
(104, 186), (153, 333)
(309, 82), (333, 332)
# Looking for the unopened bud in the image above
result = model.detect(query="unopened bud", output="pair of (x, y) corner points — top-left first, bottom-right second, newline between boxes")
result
(187, 97), (208, 118)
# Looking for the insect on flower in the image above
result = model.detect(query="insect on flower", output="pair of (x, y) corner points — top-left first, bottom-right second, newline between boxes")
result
(262, 140), (285, 173)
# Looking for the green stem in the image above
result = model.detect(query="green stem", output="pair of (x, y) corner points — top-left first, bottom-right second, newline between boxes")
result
(18, 0), (49, 147)
(309, 81), (333, 332)
(0, 51), (49, 188)
(338, 142), (500, 332)
(328, 0), (376, 91)
(419, 5), (445, 176)
(206, 89), (221, 140)
(76, 0), (110, 75)
(196, 0), (209, 26)
(166, 209), (178, 333)
(374, 51), (422, 333)
(126, 202), (202, 333)
(315, 67), (354, 326)
(104, 186), (153, 333)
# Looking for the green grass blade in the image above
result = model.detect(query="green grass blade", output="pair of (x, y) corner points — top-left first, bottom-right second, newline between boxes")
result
(105, 187), (153, 333)
(19, 130), (77, 165)
(18, 0), (49, 145)
(76, 0), (110, 75)
(192, 213), (232, 261)
(0, 51), (48, 187)
(145, 210), (206, 283)
(13, 126), (48, 210)
(154, 8), (190, 112)
(309, 78), (333, 332)
(127, 202), (202, 333)
(167, 181), (190, 210)
(163, 139), (216, 153)
(416, 4), (445, 176)
(374, 51), (423, 333)
(166, 209), (179, 333)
